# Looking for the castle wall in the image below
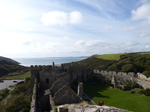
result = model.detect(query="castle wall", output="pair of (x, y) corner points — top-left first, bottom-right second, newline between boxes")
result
(40, 95), (50, 111)
(39, 71), (56, 91)
(93, 70), (136, 82)
(57, 104), (131, 112)
(93, 70), (150, 89)
(30, 78), (37, 112)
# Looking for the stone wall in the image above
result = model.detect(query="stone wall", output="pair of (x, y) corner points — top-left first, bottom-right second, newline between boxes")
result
(93, 70), (150, 89)
(30, 78), (37, 112)
(93, 70), (137, 82)
(57, 104), (131, 112)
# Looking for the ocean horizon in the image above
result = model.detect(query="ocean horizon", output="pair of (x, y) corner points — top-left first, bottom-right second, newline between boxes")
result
(13, 57), (88, 67)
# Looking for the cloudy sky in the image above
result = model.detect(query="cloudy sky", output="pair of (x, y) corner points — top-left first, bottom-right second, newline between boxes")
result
(0, 0), (150, 58)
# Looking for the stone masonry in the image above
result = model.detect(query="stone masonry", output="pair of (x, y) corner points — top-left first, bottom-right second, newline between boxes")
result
(57, 104), (131, 112)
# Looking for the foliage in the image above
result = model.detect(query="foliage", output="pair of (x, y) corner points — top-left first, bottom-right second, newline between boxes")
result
(2, 71), (30, 80)
(0, 88), (9, 101)
(25, 76), (31, 82)
(122, 81), (139, 91)
(140, 89), (150, 96)
(0, 56), (28, 77)
(121, 64), (136, 72)
(0, 81), (31, 112)
(5, 93), (31, 112)
(142, 71), (150, 78)
(79, 52), (150, 76)
(11, 81), (30, 95)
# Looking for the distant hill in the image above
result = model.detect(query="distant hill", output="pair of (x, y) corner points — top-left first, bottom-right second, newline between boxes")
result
(78, 52), (150, 77)
(0, 56), (25, 77)
(0, 56), (20, 65)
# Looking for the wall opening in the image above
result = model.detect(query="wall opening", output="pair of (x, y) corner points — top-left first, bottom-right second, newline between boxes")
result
(46, 78), (49, 84)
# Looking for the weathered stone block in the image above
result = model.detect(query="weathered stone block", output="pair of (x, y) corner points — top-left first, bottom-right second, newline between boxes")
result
(78, 82), (83, 98)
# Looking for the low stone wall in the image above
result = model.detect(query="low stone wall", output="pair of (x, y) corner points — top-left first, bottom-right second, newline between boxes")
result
(93, 70), (150, 89)
(57, 104), (131, 112)
(30, 78), (37, 112)
(94, 70), (137, 78)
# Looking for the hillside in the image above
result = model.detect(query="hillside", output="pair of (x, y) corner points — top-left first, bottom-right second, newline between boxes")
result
(79, 52), (150, 77)
(96, 52), (150, 60)
(0, 56), (25, 77)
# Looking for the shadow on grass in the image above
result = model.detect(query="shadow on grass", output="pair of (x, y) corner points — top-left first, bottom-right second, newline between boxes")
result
(84, 83), (110, 99)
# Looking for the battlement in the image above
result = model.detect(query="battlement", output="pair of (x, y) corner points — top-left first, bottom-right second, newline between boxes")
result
(30, 63), (63, 71)
(94, 70), (137, 77)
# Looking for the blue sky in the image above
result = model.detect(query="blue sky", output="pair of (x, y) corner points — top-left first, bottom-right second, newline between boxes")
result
(0, 0), (150, 58)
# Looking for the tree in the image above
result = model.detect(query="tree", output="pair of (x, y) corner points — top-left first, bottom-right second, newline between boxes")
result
(121, 64), (136, 72)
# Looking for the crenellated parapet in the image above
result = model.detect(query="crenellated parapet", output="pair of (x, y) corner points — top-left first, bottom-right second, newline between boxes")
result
(94, 70), (137, 78)
(30, 65), (54, 71)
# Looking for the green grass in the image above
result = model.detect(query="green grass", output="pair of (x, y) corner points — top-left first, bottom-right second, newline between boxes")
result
(138, 52), (150, 55)
(96, 53), (125, 60)
(84, 84), (150, 112)
(96, 52), (150, 60)
(1, 71), (30, 80)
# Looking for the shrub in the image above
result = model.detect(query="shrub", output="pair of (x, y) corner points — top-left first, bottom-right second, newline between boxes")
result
(142, 71), (150, 78)
(25, 77), (30, 82)
(122, 81), (139, 91)
(121, 64), (136, 72)
(11, 81), (30, 95)
(5, 93), (31, 112)
(0, 88), (9, 101)
(140, 89), (150, 96)
(107, 64), (119, 72)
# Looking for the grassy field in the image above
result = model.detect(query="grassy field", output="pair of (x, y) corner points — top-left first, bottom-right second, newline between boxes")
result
(0, 71), (30, 80)
(96, 52), (150, 60)
(84, 84), (150, 112)
(96, 53), (125, 60)
(138, 52), (150, 55)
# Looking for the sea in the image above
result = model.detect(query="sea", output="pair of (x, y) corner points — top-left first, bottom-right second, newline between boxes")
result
(13, 57), (88, 67)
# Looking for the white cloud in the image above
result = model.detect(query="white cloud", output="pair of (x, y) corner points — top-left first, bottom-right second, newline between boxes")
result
(69, 11), (82, 24)
(0, 1), (29, 31)
(146, 45), (150, 48)
(41, 11), (82, 26)
(23, 28), (33, 32)
(123, 26), (136, 31)
(41, 11), (68, 26)
(139, 31), (150, 37)
(131, 2), (150, 22)
(104, 25), (113, 30)
(76, 40), (86, 46)
(125, 41), (139, 46)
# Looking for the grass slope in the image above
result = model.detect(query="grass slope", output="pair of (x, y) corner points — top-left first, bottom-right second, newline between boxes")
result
(84, 84), (150, 112)
(0, 56), (25, 77)
(96, 52), (150, 60)
(0, 71), (30, 80)
(96, 53), (124, 60)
